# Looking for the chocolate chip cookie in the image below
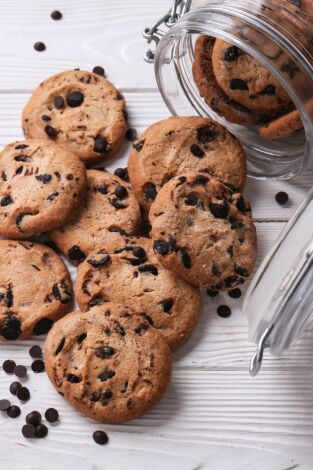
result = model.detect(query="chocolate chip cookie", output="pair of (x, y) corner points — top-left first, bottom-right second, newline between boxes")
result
(0, 139), (86, 239)
(259, 109), (303, 139)
(128, 116), (247, 212)
(49, 170), (141, 263)
(75, 236), (201, 351)
(149, 172), (257, 289)
(44, 303), (172, 424)
(212, 39), (293, 116)
(192, 35), (263, 125)
(0, 240), (73, 341)
(22, 70), (126, 163)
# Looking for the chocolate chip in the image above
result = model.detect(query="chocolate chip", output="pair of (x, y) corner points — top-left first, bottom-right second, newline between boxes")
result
(93, 137), (109, 153)
(45, 408), (59, 422)
(22, 424), (36, 438)
(0, 399), (11, 411)
(230, 220), (244, 230)
(259, 84), (276, 95)
(281, 60), (299, 79)
(54, 95), (65, 109)
(120, 381), (129, 393)
(34, 42), (46, 52)
(0, 318), (21, 340)
(31, 359), (45, 373)
(224, 276), (239, 288)
(209, 200), (230, 219)
(88, 297), (105, 309)
(197, 126), (217, 143)
(96, 347), (115, 359)
(93, 65), (105, 76)
(7, 405), (21, 418)
(132, 246), (146, 259)
(15, 153), (29, 161)
(15, 144), (28, 150)
(2, 171), (7, 181)
(207, 289), (219, 297)
(223, 46), (239, 61)
(44, 125), (57, 138)
(3, 359), (16, 373)
(180, 248), (191, 269)
(14, 365), (27, 378)
(51, 10), (62, 20)
(36, 174), (52, 184)
(33, 317), (53, 335)
(114, 167), (129, 181)
(16, 212), (34, 232)
(35, 424), (48, 438)
(67, 90), (84, 107)
(194, 175), (208, 185)
(15, 166), (23, 175)
(153, 240), (171, 255)
(17, 386), (30, 401)
(29, 345), (42, 358)
(98, 370), (115, 382)
(236, 195), (246, 213)
(138, 264), (158, 275)
(133, 139), (145, 152)
(114, 321), (125, 336)
(10, 381), (22, 395)
(67, 373), (81, 383)
(212, 265), (221, 276)
(230, 79), (249, 90)
(228, 288), (242, 299)
(0, 195), (13, 206)
(93, 430), (109, 445)
(143, 182), (157, 201)
(95, 184), (108, 194)
(109, 197), (127, 209)
(115, 185), (128, 199)
(68, 245), (86, 263)
(125, 128), (137, 141)
(52, 281), (73, 304)
(234, 265), (249, 277)
(217, 305), (231, 318)
(190, 144), (204, 157)
(275, 191), (289, 205)
(47, 191), (59, 201)
(185, 195), (198, 206)
(160, 298), (174, 313)
(26, 411), (41, 426)
(88, 254), (111, 268)
(77, 332), (87, 344)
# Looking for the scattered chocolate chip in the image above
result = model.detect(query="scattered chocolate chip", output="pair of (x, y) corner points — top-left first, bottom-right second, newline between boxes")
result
(0, 399), (11, 411)
(194, 175), (208, 185)
(67, 90), (84, 107)
(3, 359), (16, 374)
(115, 185), (128, 199)
(190, 144), (204, 157)
(228, 288), (242, 299)
(67, 373), (81, 383)
(26, 411), (42, 426)
(54, 337), (65, 355)
(259, 84), (276, 95)
(153, 240), (171, 255)
(132, 139), (145, 152)
(98, 370), (115, 382)
(77, 332), (87, 344)
(44, 124), (57, 138)
(114, 167), (129, 181)
(36, 174), (52, 184)
(7, 405), (21, 418)
(34, 42), (46, 52)
(124, 127), (137, 143)
(138, 264), (158, 275)
(68, 245), (86, 263)
(35, 424), (48, 438)
(51, 10), (62, 20)
(10, 381), (22, 395)
(93, 430), (109, 445)
(88, 254), (111, 268)
(275, 191), (289, 205)
(22, 424), (36, 438)
(29, 345), (42, 358)
(93, 65), (105, 76)
(0, 195), (13, 206)
(14, 365), (27, 378)
(207, 289), (219, 297)
(217, 305), (231, 318)
(180, 248), (191, 269)
(33, 318), (53, 335)
(234, 265), (249, 277)
(31, 359), (45, 373)
(230, 79), (249, 90)
(0, 318), (22, 340)
(209, 200), (230, 219)
(197, 126), (217, 143)
(93, 137), (109, 153)
(185, 195), (198, 206)
(17, 386), (30, 401)
(160, 298), (174, 313)
(96, 347), (115, 359)
(54, 95), (65, 109)
(45, 408), (59, 423)
(223, 46), (239, 61)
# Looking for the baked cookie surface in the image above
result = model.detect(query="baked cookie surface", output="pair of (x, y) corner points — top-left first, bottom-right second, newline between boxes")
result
(49, 170), (141, 263)
(45, 303), (172, 424)
(0, 139), (86, 238)
(75, 236), (201, 351)
(128, 116), (247, 212)
(259, 109), (303, 139)
(22, 70), (126, 163)
(149, 172), (257, 289)
(0, 240), (73, 341)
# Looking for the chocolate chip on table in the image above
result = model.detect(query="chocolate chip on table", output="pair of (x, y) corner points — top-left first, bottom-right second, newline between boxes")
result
(68, 245), (86, 263)
(51, 10), (62, 20)
(114, 167), (129, 181)
(33, 317), (53, 335)
(45, 408), (59, 423)
(207, 289), (219, 297)
(190, 144), (204, 157)
(0, 399), (11, 411)
(209, 200), (230, 219)
(114, 185), (128, 199)
(14, 365), (27, 378)
(54, 95), (65, 109)
(2, 359), (16, 373)
(1, 318), (22, 340)
(9, 381), (22, 395)
(31, 359), (45, 373)
(217, 305), (231, 318)
(7, 405), (21, 418)
(92, 66), (105, 77)
(44, 125), (57, 138)
(34, 42), (46, 52)
(67, 91), (84, 107)
(228, 288), (242, 299)
(230, 79), (249, 91)
(26, 411), (42, 426)
(93, 430), (109, 445)
(17, 386), (30, 402)
(22, 424), (36, 439)
(223, 46), (240, 61)
(275, 191), (289, 205)
(29, 345), (42, 359)
(125, 128), (137, 142)
(93, 137), (109, 153)
(35, 424), (48, 438)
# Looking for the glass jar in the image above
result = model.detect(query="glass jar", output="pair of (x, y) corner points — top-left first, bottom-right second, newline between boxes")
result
(145, 0), (313, 180)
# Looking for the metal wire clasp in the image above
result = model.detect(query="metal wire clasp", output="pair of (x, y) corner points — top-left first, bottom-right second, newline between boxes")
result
(249, 324), (274, 377)
(143, 0), (192, 63)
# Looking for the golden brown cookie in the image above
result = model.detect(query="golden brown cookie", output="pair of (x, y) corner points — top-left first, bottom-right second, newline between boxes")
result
(0, 139), (86, 239)
(259, 109), (303, 139)
(149, 172), (257, 290)
(128, 116), (247, 212)
(0, 240), (73, 341)
(22, 70), (126, 163)
(44, 303), (172, 424)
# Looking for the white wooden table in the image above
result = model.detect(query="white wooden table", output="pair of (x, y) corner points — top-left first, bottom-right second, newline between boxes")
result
(0, 1), (313, 469)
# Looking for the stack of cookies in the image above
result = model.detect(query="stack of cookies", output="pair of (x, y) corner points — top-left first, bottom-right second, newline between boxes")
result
(193, 35), (303, 139)
(0, 68), (257, 424)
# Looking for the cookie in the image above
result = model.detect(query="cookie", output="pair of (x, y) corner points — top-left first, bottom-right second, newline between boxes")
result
(149, 172), (257, 290)
(192, 35), (263, 125)
(44, 303), (172, 424)
(22, 70), (126, 164)
(259, 109), (303, 139)
(0, 139), (86, 239)
(212, 39), (293, 116)
(49, 170), (141, 263)
(128, 116), (247, 212)
(75, 236), (201, 351)
(0, 240), (73, 341)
